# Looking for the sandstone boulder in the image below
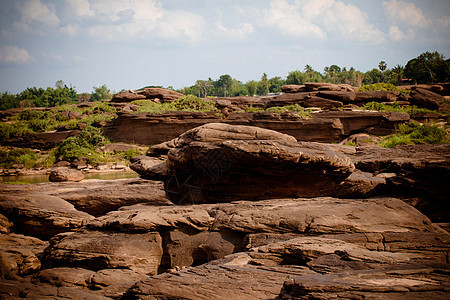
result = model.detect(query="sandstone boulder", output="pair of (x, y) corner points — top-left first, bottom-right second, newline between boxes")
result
(0, 233), (47, 279)
(49, 168), (84, 182)
(0, 193), (94, 240)
(410, 87), (445, 110)
(355, 91), (398, 103)
(304, 82), (356, 92)
(345, 143), (450, 220)
(42, 230), (163, 274)
(133, 123), (354, 203)
(111, 87), (184, 103)
(0, 214), (12, 234)
(281, 84), (307, 93)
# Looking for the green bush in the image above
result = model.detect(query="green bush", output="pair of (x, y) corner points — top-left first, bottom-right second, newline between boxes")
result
(379, 122), (449, 148)
(267, 104), (312, 118)
(0, 122), (33, 141)
(56, 125), (110, 166)
(0, 148), (39, 168)
(173, 95), (217, 112)
(358, 83), (410, 94)
(122, 148), (144, 161)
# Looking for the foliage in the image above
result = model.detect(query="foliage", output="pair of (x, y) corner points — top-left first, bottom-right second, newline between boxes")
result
(91, 84), (111, 101)
(56, 125), (110, 166)
(379, 122), (449, 148)
(358, 83), (410, 94)
(132, 96), (217, 114)
(404, 51), (450, 84)
(173, 95), (217, 112)
(0, 122), (33, 141)
(266, 104), (311, 118)
(122, 148), (145, 161)
(0, 148), (39, 168)
(360, 101), (443, 116)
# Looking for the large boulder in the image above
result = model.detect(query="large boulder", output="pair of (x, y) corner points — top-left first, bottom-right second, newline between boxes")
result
(409, 87), (445, 110)
(49, 168), (84, 182)
(0, 192), (94, 240)
(344, 143), (450, 221)
(132, 123), (355, 203)
(42, 230), (163, 274)
(111, 87), (184, 103)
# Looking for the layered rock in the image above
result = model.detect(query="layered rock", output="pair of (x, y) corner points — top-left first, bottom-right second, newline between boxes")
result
(111, 87), (185, 103)
(131, 123), (355, 203)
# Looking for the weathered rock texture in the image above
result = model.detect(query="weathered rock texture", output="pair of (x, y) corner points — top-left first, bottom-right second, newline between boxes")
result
(49, 168), (84, 182)
(103, 110), (410, 145)
(131, 123), (355, 203)
(111, 87), (185, 103)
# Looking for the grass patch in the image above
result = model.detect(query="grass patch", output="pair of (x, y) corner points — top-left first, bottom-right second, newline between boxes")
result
(379, 122), (449, 148)
(266, 104), (312, 118)
(0, 148), (39, 169)
(132, 95), (217, 114)
(358, 83), (410, 94)
(360, 101), (446, 116)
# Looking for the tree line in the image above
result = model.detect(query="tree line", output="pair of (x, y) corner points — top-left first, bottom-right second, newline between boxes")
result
(1, 51), (448, 111)
(180, 51), (450, 97)
(0, 83), (111, 111)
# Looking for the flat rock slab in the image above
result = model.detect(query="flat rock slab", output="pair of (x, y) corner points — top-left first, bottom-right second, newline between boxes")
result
(42, 230), (163, 274)
(90, 197), (441, 236)
(0, 192), (94, 240)
(277, 263), (450, 299)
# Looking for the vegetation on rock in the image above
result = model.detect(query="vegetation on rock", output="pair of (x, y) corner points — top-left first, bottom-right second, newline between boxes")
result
(380, 122), (449, 148)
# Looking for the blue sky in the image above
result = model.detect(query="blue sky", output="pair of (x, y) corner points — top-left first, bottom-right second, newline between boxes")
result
(0, 0), (449, 93)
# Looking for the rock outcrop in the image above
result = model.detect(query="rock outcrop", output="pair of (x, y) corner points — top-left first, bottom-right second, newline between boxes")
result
(131, 123), (355, 203)
(111, 87), (185, 103)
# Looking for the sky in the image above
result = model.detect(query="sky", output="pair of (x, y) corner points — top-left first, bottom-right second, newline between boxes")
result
(0, 0), (449, 94)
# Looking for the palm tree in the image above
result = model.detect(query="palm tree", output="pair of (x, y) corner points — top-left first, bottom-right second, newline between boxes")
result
(391, 64), (404, 85)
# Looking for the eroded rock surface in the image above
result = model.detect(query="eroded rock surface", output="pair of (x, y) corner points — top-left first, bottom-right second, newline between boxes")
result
(132, 123), (355, 203)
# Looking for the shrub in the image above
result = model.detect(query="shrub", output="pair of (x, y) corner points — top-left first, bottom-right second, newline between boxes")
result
(172, 95), (217, 112)
(56, 125), (110, 166)
(379, 122), (448, 148)
(265, 104), (312, 118)
(122, 148), (144, 161)
(358, 83), (410, 94)
(0, 122), (33, 141)
(0, 148), (38, 168)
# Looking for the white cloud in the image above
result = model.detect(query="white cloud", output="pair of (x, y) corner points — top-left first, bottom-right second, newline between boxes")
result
(66, 0), (94, 17)
(85, 0), (206, 42)
(215, 21), (254, 39)
(383, 0), (430, 28)
(60, 24), (78, 36)
(0, 46), (32, 64)
(388, 25), (415, 41)
(262, 0), (326, 40)
(15, 0), (60, 27)
(321, 1), (386, 44)
(260, 0), (385, 44)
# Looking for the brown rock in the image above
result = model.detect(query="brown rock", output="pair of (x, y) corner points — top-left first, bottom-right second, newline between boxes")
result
(346, 144), (450, 220)
(133, 123), (354, 203)
(0, 214), (12, 234)
(53, 178), (169, 216)
(0, 233), (47, 279)
(316, 91), (356, 103)
(281, 84), (307, 93)
(277, 263), (450, 299)
(410, 87), (445, 110)
(355, 91), (398, 103)
(42, 230), (163, 274)
(111, 88), (184, 103)
(110, 90), (147, 102)
(305, 82), (356, 92)
(49, 168), (84, 182)
(0, 192), (94, 240)
(163, 230), (243, 270)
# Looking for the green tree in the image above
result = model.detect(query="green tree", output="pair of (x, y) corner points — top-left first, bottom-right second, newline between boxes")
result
(392, 64), (405, 85)
(0, 92), (20, 110)
(257, 73), (270, 95)
(286, 70), (306, 85)
(404, 51), (450, 83)
(245, 80), (258, 96)
(91, 84), (111, 101)
(378, 61), (387, 72)
(215, 75), (233, 97)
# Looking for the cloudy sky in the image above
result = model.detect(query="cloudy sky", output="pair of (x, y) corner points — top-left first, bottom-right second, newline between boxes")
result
(0, 0), (449, 94)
